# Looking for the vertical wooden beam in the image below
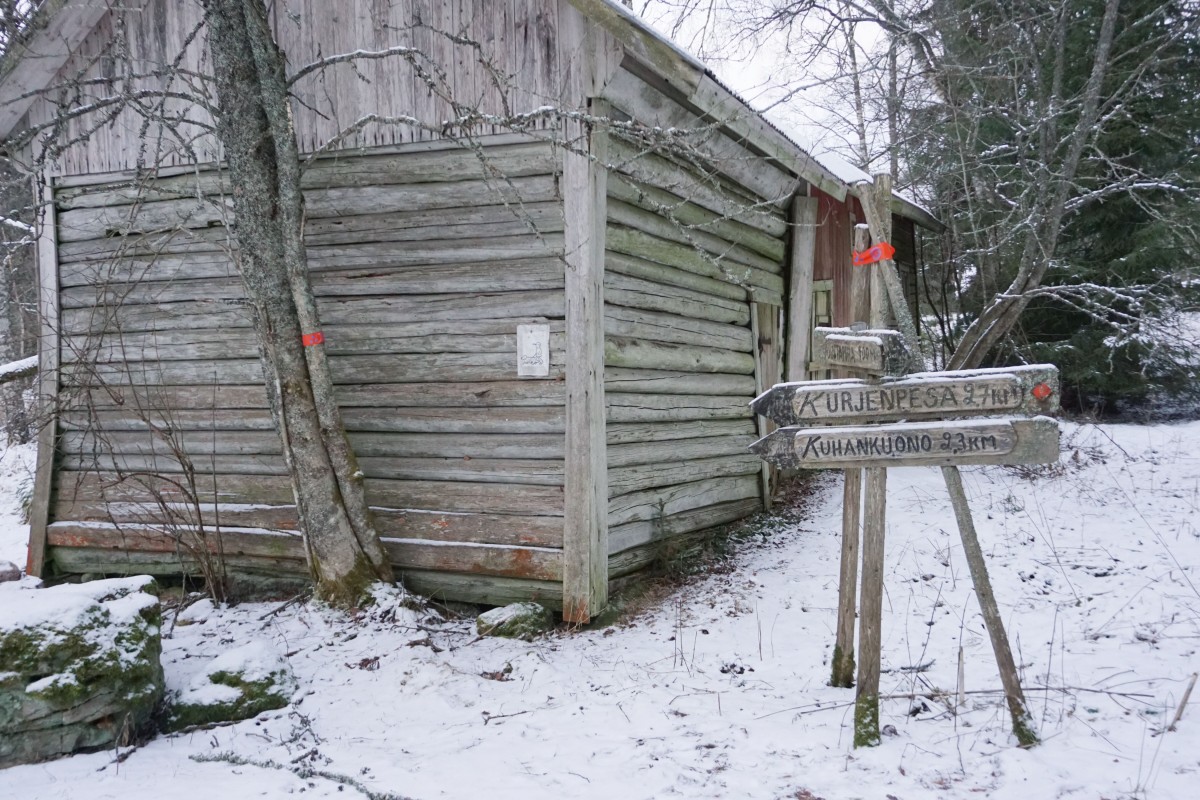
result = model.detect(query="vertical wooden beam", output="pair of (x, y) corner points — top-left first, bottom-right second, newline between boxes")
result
(834, 220), (873, 687)
(786, 195), (817, 382)
(26, 176), (59, 578)
(870, 176), (892, 330)
(942, 465), (1039, 747)
(831, 468), (860, 687)
(854, 464), (887, 747)
(560, 2), (609, 623)
(750, 302), (782, 510)
(849, 223), (871, 328)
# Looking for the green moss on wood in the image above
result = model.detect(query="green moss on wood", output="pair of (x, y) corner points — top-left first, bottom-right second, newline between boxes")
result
(830, 644), (855, 689)
(853, 693), (880, 748)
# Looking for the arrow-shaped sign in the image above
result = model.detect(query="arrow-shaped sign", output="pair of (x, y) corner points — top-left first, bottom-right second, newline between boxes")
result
(751, 364), (1060, 427)
(852, 242), (896, 266)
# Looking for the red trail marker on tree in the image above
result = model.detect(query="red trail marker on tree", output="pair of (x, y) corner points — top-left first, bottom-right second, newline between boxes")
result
(852, 242), (896, 266)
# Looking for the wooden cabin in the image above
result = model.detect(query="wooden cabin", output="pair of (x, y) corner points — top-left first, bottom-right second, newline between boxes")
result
(0, 0), (936, 620)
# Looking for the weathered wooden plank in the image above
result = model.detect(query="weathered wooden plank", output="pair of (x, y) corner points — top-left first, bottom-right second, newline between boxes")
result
(57, 176), (560, 242)
(50, 471), (564, 546)
(608, 173), (785, 262)
(63, 326), (569, 363)
(336, 382), (566, 409)
(355, 457), (564, 486)
(811, 327), (911, 378)
(606, 251), (750, 306)
(606, 137), (787, 238)
(400, 569), (563, 610)
(560, 53), (610, 622)
(605, 393), (750, 423)
(607, 225), (785, 297)
(604, 368), (756, 396)
(605, 337), (756, 374)
(608, 453), (762, 496)
(306, 176), (561, 221)
(54, 143), (558, 209)
(59, 453), (289, 476)
(26, 178), (60, 578)
(49, 546), (307, 582)
(62, 250), (565, 293)
(787, 196), (818, 382)
(606, 419), (756, 445)
(608, 434), (755, 468)
(304, 142), (559, 189)
(751, 417), (1062, 470)
(382, 538), (562, 583)
(62, 429), (565, 461)
(44, 523), (562, 581)
(57, 196), (232, 243)
(605, 268), (750, 324)
(63, 351), (568, 387)
(608, 197), (783, 274)
(607, 497), (761, 558)
(751, 365), (1061, 427)
(364, 479), (564, 517)
(604, 304), (752, 351)
(302, 203), (565, 246)
(607, 475), (761, 527)
(60, 299), (251, 335)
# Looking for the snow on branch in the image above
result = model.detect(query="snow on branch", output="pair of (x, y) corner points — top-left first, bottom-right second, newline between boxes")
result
(0, 355), (36, 385)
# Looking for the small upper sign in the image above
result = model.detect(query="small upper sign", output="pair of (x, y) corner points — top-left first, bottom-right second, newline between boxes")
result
(812, 327), (911, 377)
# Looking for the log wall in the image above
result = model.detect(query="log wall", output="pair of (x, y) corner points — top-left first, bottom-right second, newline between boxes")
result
(598, 66), (797, 577)
(47, 138), (568, 606)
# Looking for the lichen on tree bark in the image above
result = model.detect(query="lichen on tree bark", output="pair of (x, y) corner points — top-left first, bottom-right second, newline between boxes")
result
(203, 0), (393, 604)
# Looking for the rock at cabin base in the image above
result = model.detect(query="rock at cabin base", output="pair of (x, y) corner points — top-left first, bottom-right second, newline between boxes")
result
(164, 640), (296, 731)
(476, 602), (554, 640)
(0, 561), (19, 582)
(0, 576), (164, 768)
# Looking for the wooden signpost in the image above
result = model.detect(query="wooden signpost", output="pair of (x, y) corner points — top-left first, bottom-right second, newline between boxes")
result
(811, 326), (911, 377)
(752, 352), (1058, 748)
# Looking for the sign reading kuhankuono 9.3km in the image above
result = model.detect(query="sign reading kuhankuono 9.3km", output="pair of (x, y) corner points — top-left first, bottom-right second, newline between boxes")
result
(749, 417), (1060, 470)
(751, 365), (1060, 427)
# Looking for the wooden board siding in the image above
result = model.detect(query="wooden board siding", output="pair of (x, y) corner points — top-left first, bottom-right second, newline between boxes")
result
(47, 140), (568, 585)
(812, 188), (852, 326)
(600, 74), (792, 563)
(17, 0), (564, 176)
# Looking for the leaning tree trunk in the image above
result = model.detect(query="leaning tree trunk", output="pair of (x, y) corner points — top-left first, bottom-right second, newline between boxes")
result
(205, 0), (394, 604)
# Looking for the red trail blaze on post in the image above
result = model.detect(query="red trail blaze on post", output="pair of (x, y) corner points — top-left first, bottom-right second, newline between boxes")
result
(302, 331), (325, 347)
(852, 242), (896, 266)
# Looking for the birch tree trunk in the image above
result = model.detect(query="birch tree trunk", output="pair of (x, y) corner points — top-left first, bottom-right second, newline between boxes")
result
(205, 0), (394, 604)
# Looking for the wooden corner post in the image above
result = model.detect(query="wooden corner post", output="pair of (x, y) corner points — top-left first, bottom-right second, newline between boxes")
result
(560, 2), (610, 623)
(26, 175), (60, 577)
(786, 195), (817, 383)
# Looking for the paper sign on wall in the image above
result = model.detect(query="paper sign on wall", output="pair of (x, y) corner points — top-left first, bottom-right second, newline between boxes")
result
(517, 323), (550, 377)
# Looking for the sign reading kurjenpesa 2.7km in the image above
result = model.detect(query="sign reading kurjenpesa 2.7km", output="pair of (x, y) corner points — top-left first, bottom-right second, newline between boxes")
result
(751, 362), (1062, 469)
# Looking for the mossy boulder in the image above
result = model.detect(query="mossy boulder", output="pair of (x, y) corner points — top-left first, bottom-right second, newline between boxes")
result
(0, 576), (164, 768)
(164, 641), (296, 731)
(476, 602), (554, 640)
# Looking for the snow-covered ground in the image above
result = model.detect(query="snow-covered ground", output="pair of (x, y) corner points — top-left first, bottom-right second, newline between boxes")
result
(1, 422), (1198, 799)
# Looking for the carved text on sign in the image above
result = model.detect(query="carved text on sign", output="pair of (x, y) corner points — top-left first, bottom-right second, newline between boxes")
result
(751, 365), (1060, 426)
(750, 417), (1060, 470)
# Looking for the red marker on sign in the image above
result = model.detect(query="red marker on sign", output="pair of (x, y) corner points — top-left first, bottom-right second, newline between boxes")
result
(302, 331), (325, 347)
(852, 242), (896, 266)
(1031, 382), (1053, 401)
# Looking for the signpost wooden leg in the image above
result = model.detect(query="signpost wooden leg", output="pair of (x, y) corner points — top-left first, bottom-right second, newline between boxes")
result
(832, 469), (861, 687)
(854, 466), (887, 747)
(942, 465), (1039, 747)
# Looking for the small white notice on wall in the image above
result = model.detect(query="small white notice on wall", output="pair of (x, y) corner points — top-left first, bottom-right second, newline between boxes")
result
(517, 323), (550, 378)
